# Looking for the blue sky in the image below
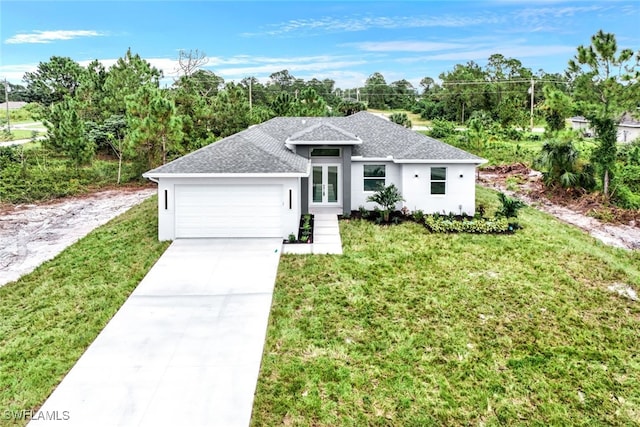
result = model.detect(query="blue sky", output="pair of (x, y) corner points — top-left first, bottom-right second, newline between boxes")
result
(1, 1), (639, 89)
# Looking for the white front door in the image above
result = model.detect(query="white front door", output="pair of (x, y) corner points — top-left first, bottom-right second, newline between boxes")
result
(310, 164), (341, 206)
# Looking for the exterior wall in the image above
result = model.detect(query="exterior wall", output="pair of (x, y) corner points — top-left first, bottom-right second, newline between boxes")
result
(618, 125), (640, 143)
(401, 164), (477, 215)
(341, 146), (352, 215)
(350, 161), (402, 211)
(297, 146), (310, 214)
(572, 119), (640, 143)
(156, 177), (300, 241)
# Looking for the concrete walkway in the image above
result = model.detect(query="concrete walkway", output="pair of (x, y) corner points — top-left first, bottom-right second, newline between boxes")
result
(29, 238), (282, 427)
(282, 212), (343, 255)
(311, 213), (343, 254)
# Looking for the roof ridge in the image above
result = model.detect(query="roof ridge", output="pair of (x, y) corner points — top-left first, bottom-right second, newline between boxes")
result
(248, 128), (307, 170)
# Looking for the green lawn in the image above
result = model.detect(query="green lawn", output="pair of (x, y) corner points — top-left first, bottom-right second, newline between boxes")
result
(3, 129), (41, 141)
(252, 186), (640, 426)
(1, 187), (638, 425)
(0, 197), (169, 426)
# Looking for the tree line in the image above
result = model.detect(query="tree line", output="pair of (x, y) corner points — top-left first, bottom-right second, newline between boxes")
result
(2, 31), (638, 196)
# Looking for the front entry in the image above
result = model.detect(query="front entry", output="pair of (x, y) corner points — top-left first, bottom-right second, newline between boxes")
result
(310, 164), (341, 206)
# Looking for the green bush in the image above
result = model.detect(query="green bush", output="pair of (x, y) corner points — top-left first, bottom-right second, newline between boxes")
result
(428, 119), (457, 139)
(0, 148), (141, 204)
(424, 216), (511, 233)
(612, 182), (640, 209)
(495, 192), (526, 218)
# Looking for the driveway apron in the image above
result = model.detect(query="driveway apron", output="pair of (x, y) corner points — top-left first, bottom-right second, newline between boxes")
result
(29, 238), (282, 427)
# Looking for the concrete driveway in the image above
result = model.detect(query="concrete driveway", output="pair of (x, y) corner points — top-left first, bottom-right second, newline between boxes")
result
(29, 238), (282, 427)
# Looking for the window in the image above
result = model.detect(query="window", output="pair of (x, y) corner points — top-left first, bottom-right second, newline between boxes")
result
(364, 165), (385, 191)
(430, 167), (446, 195)
(311, 148), (341, 157)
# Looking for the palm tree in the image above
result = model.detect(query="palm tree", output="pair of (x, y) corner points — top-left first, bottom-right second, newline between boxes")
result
(367, 184), (405, 222)
(536, 138), (591, 189)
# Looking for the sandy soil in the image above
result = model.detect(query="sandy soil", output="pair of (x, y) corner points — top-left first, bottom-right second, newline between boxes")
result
(479, 167), (640, 250)
(0, 188), (155, 287)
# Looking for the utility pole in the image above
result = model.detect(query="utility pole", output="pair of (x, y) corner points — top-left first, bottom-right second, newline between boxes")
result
(4, 78), (10, 134)
(248, 77), (252, 111)
(530, 78), (535, 132)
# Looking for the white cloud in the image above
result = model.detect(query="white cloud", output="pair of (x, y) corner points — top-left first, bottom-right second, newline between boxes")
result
(5, 30), (105, 44)
(216, 60), (367, 78)
(243, 13), (503, 37)
(346, 41), (465, 52)
(412, 44), (576, 62)
(0, 64), (39, 83)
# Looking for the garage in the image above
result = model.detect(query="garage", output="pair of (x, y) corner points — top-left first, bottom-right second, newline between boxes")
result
(174, 184), (284, 238)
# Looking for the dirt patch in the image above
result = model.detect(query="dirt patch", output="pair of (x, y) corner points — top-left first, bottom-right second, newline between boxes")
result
(0, 188), (155, 287)
(479, 164), (640, 250)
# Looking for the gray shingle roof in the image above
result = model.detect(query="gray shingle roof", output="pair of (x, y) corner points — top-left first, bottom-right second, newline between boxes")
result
(145, 111), (483, 176)
(287, 122), (361, 143)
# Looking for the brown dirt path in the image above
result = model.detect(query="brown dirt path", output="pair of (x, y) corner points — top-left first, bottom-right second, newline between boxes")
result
(0, 187), (155, 287)
(479, 166), (640, 250)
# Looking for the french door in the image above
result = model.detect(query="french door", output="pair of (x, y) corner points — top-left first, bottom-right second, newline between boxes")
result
(311, 164), (341, 205)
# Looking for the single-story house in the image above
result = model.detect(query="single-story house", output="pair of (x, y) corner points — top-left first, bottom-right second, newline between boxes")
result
(570, 113), (640, 143)
(143, 112), (486, 240)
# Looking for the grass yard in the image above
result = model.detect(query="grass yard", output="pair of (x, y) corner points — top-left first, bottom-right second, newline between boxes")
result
(0, 129), (41, 141)
(253, 186), (640, 426)
(0, 197), (169, 426)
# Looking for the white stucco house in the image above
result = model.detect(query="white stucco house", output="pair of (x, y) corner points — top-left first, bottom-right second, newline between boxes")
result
(143, 112), (486, 240)
(570, 113), (640, 143)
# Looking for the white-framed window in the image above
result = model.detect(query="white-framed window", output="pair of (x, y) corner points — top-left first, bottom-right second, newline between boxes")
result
(311, 148), (341, 157)
(364, 164), (386, 191)
(430, 167), (446, 195)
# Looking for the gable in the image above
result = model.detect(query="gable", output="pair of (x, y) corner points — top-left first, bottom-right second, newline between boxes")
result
(286, 122), (362, 145)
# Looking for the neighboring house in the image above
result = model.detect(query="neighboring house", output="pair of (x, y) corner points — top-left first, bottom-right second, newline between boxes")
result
(570, 113), (640, 143)
(0, 101), (27, 110)
(143, 112), (486, 240)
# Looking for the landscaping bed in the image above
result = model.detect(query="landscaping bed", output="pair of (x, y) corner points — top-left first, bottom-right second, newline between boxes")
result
(283, 213), (314, 244)
(342, 191), (523, 234)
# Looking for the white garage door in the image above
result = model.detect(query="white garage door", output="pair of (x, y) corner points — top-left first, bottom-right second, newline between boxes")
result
(175, 184), (283, 238)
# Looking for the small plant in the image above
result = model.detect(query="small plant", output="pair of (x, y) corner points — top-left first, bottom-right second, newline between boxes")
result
(300, 235), (309, 243)
(358, 205), (369, 219)
(288, 233), (296, 243)
(400, 206), (410, 216)
(341, 212), (351, 220)
(412, 209), (425, 223)
(495, 192), (525, 219)
(390, 112), (412, 128)
(505, 176), (521, 192)
(392, 216), (401, 225)
(366, 183), (405, 222)
(476, 204), (486, 218)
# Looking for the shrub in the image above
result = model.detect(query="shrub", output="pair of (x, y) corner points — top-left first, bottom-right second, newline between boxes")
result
(412, 209), (425, 223)
(366, 184), (405, 222)
(495, 192), (526, 219)
(612, 182), (640, 209)
(424, 216), (511, 233)
(428, 119), (457, 139)
(389, 112), (412, 128)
